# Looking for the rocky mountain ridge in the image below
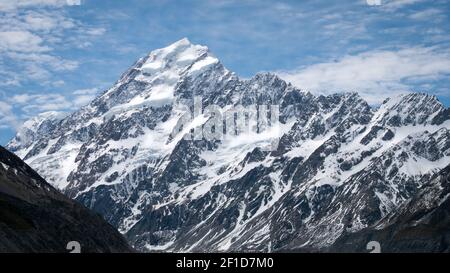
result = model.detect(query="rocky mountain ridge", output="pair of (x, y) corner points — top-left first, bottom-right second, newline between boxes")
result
(7, 38), (450, 252)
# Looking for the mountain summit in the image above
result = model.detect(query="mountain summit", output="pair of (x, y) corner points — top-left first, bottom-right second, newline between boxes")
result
(7, 39), (450, 252)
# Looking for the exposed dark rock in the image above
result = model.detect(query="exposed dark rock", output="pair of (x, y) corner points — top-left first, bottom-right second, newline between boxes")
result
(0, 146), (132, 253)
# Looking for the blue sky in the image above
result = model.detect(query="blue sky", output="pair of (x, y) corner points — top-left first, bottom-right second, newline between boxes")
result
(0, 0), (449, 144)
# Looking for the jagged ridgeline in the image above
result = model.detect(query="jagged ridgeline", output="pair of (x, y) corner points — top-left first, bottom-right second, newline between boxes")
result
(6, 38), (450, 252)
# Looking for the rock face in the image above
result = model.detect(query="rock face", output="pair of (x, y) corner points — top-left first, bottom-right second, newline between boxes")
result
(6, 38), (450, 252)
(328, 164), (450, 253)
(0, 146), (132, 253)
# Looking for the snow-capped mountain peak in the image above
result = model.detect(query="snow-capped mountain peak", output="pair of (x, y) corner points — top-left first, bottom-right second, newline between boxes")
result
(92, 39), (223, 116)
(6, 39), (450, 252)
(376, 92), (446, 126)
(139, 37), (217, 77)
(7, 111), (66, 157)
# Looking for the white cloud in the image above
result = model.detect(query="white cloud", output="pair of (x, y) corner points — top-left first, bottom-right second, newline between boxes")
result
(11, 94), (33, 104)
(0, 0), (67, 11)
(363, 0), (431, 12)
(0, 31), (50, 53)
(72, 88), (98, 96)
(72, 88), (98, 107)
(6, 87), (98, 124)
(51, 80), (65, 87)
(83, 27), (106, 36)
(7, 52), (79, 71)
(0, 68), (21, 86)
(0, 101), (19, 129)
(382, 0), (426, 10)
(0, 2), (105, 87)
(276, 47), (450, 104)
(409, 8), (443, 20)
(10, 93), (72, 112)
(23, 10), (76, 31)
(0, 10), (77, 34)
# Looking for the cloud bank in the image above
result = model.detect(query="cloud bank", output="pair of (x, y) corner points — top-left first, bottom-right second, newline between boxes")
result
(277, 47), (450, 104)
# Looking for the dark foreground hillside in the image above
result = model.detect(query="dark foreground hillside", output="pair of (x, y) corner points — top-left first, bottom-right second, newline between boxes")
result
(0, 146), (132, 253)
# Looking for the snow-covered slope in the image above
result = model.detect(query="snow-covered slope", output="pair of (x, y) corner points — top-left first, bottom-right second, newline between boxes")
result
(7, 39), (450, 252)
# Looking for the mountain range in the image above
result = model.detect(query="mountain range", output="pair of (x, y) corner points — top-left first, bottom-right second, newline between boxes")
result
(5, 38), (450, 252)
